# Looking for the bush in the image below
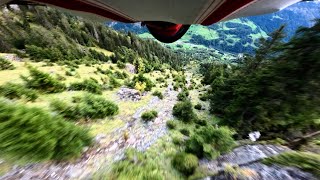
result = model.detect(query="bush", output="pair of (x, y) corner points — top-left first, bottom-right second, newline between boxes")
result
(180, 128), (190, 136)
(152, 90), (164, 99)
(0, 57), (15, 70)
(0, 83), (38, 101)
(172, 135), (184, 145)
(69, 78), (102, 94)
(0, 100), (92, 161)
(65, 69), (77, 76)
(199, 93), (209, 101)
(109, 76), (121, 89)
(263, 151), (320, 177)
(117, 61), (126, 69)
(194, 118), (208, 126)
(166, 120), (178, 129)
(172, 100), (196, 123)
(105, 149), (166, 180)
(172, 152), (198, 176)
(141, 110), (158, 122)
(21, 66), (66, 93)
(128, 74), (154, 91)
(185, 126), (236, 159)
(114, 70), (127, 79)
(177, 90), (189, 101)
(194, 104), (202, 110)
(51, 94), (119, 121)
(156, 77), (165, 83)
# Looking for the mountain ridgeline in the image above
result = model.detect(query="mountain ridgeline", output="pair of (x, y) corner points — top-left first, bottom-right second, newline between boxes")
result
(0, 5), (186, 70)
(108, 1), (320, 55)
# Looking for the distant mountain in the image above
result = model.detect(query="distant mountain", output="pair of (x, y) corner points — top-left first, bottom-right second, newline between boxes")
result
(108, 1), (320, 57)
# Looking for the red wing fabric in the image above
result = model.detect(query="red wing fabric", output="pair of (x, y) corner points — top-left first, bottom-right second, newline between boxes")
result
(18, 0), (300, 25)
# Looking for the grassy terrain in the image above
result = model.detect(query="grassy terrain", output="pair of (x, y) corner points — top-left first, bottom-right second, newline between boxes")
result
(0, 53), (175, 175)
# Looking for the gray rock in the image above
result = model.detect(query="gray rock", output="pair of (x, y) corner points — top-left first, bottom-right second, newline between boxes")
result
(117, 87), (142, 101)
(202, 145), (316, 180)
(125, 64), (136, 74)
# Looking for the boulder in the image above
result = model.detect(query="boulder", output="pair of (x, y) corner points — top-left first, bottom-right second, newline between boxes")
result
(117, 87), (142, 101)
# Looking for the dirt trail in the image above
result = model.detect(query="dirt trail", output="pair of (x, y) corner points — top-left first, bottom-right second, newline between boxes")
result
(0, 87), (178, 180)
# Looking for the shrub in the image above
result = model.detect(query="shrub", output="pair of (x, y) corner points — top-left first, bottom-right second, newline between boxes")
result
(177, 90), (189, 101)
(166, 120), (178, 129)
(199, 93), (209, 101)
(194, 104), (202, 110)
(128, 74), (154, 91)
(194, 118), (208, 126)
(263, 151), (320, 177)
(65, 69), (77, 76)
(172, 135), (184, 145)
(156, 77), (165, 83)
(117, 61), (126, 69)
(21, 66), (66, 93)
(69, 78), (102, 94)
(185, 126), (236, 159)
(0, 83), (38, 101)
(0, 100), (92, 161)
(109, 76), (121, 89)
(152, 90), (164, 99)
(180, 128), (190, 136)
(172, 152), (198, 176)
(172, 100), (196, 123)
(0, 57), (15, 70)
(51, 94), (119, 121)
(114, 70), (127, 79)
(141, 110), (158, 122)
(105, 149), (166, 179)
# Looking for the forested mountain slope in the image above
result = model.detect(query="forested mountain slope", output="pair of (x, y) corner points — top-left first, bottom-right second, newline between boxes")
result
(0, 5), (186, 69)
(109, 1), (320, 55)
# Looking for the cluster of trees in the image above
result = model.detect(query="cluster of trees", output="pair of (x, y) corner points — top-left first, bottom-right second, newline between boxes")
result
(203, 21), (320, 139)
(0, 6), (186, 69)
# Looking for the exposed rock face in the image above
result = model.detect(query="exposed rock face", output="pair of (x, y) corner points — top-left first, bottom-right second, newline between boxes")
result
(117, 87), (143, 101)
(0, 53), (22, 61)
(125, 63), (136, 74)
(202, 145), (317, 180)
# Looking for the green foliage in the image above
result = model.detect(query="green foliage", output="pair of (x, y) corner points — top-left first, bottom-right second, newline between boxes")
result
(113, 70), (128, 79)
(207, 22), (320, 139)
(194, 118), (208, 126)
(109, 76), (121, 89)
(156, 77), (165, 83)
(0, 100), (92, 161)
(65, 69), (77, 76)
(50, 94), (119, 121)
(128, 74), (154, 91)
(166, 120), (178, 130)
(172, 100), (196, 123)
(141, 110), (158, 122)
(177, 90), (189, 101)
(69, 78), (102, 94)
(180, 128), (190, 136)
(21, 66), (66, 93)
(0, 57), (15, 70)
(263, 151), (320, 177)
(0, 83), (38, 101)
(194, 104), (202, 110)
(185, 126), (236, 159)
(172, 152), (198, 176)
(107, 149), (166, 180)
(117, 61), (125, 69)
(199, 93), (209, 101)
(152, 90), (164, 99)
